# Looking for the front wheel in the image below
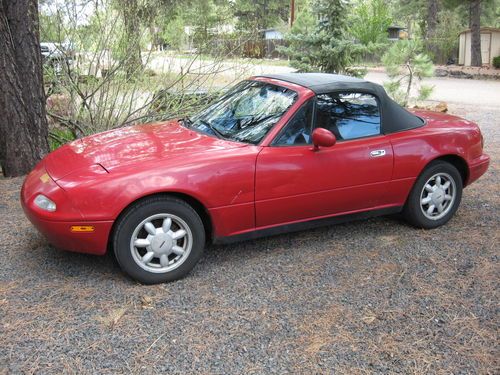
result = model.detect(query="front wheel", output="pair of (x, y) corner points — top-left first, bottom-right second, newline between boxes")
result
(404, 161), (463, 229)
(113, 196), (205, 284)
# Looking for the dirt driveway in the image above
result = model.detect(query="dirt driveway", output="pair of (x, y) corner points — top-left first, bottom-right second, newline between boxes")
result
(365, 71), (500, 108)
(1, 79), (499, 373)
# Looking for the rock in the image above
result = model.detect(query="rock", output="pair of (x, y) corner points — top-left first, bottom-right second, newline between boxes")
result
(449, 70), (473, 79)
(435, 68), (449, 77)
(434, 102), (448, 113)
(412, 101), (448, 113)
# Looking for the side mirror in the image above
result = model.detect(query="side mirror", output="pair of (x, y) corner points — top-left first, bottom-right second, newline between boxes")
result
(312, 128), (336, 151)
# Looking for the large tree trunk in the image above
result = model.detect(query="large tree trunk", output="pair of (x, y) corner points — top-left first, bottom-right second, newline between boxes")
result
(0, 0), (49, 177)
(122, 0), (143, 77)
(426, 0), (439, 61)
(470, 0), (482, 67)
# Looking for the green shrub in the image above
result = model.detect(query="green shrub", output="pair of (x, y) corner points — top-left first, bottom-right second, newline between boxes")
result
(493, 56), (500, 69)
(48, 128), (76, 150)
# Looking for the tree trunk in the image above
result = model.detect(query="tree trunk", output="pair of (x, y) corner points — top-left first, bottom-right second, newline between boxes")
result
(426, 0), (439, 61)
(122, 0), (143, 77)
(470, 0), (482, 67)
(0, 0), (49, 177)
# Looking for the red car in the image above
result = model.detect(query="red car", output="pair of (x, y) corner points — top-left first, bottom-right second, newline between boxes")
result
(21, 73), (490, 283)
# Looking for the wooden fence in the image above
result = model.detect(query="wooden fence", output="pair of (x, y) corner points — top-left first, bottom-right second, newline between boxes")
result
(208, 37), (288, 59)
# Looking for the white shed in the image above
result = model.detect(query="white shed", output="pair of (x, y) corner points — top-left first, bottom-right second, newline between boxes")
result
(458, 27), (500, 66)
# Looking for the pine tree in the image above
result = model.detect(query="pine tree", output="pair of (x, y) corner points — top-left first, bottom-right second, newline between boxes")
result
(233, 0), (289, 34)
(382, 39), (434, 107)
(281, 0), (364, 74)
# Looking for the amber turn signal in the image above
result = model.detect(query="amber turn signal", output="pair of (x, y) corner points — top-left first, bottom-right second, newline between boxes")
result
(70, 226), (95, 232)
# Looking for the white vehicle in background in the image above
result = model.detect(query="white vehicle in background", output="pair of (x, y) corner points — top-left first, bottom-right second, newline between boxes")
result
(40, 42), (74, 73)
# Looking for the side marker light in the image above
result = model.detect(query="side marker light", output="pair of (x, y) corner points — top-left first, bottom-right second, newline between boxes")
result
(70, 226), (95, 233)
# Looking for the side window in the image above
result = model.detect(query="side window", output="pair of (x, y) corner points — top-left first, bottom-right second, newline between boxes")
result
(273, 99), (314, 145)
(315, 93), (381, 140)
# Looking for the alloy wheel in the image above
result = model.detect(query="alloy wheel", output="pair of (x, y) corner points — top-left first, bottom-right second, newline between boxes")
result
(419, 172), (456, 220)
(130, 213), (193, 273)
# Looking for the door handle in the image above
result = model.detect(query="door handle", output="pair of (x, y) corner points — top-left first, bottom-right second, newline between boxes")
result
(370, 150), (386, 157)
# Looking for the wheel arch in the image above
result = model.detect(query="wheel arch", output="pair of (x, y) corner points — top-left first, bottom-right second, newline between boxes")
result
(109, 191), (214, 252)
(403, 154), (468, 209)
(429, 154), (469, 186)
(402, 154), (465, 228)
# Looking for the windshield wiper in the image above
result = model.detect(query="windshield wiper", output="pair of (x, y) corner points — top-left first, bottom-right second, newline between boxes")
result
(183, 117), (227, 139)
(199, 119), (227, 140)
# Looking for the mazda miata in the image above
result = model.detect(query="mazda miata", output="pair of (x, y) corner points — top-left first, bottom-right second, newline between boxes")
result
(21, 73), (490, 283)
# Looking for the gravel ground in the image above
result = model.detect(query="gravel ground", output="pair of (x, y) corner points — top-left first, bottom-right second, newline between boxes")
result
(1, 103), (498, 374)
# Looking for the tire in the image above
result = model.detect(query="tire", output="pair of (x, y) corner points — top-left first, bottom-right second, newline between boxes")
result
(403, 161), (463, 229)
(113, 196), (205, 284)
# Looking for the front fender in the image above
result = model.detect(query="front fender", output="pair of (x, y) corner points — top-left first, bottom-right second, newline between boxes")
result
(56, 147), (260, 223)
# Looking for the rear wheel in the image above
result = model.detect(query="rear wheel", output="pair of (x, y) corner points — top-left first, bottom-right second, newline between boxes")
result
(113, 196), (205, 284)
(404, 161), (463, 229)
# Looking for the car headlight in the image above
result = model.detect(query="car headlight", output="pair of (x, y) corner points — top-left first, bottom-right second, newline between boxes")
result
(34, 194), (57, 212)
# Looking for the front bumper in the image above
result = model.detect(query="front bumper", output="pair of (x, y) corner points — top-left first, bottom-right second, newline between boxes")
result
(467, 153), (490, 186)
(21, 162), (112, 255)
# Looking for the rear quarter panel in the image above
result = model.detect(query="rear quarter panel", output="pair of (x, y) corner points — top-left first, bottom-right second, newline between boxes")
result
(389, 110), (483, 182)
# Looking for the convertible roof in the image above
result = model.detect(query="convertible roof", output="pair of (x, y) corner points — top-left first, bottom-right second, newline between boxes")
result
(256, 73), (424, 134)
(258, 73), (375, 94)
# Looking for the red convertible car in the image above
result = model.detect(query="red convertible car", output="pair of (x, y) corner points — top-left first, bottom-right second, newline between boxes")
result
(22, 73), (489, 283)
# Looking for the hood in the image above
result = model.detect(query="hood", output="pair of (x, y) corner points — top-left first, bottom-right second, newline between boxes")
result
(44, 120), (245, 180)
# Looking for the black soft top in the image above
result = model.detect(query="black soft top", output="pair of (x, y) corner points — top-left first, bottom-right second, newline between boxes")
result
(257, 73), (424, 134)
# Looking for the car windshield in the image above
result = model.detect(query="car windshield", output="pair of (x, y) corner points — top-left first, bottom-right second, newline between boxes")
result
(185, 80), (297, 144)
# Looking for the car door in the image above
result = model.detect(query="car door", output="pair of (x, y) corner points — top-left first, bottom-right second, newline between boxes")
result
(255, 92), (394, 228)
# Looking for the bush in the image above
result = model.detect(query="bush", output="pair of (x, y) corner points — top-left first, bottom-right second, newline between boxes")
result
(493, 56), (500, 69)
(48, 128), (76, 151)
